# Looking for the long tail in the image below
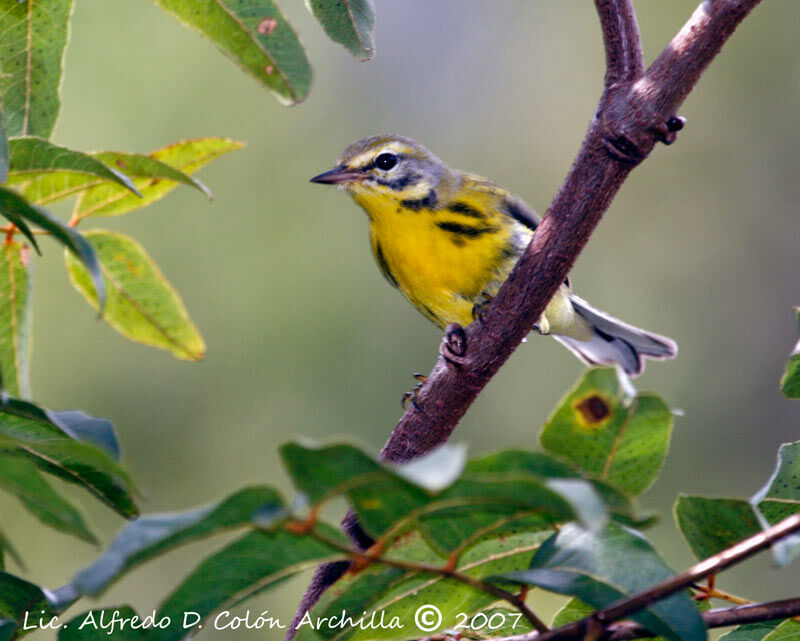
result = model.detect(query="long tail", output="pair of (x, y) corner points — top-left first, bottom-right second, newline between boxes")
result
(554, 295), (678, 376)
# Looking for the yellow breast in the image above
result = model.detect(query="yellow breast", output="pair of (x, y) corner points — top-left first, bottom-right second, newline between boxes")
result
(355, 189), (518, 328)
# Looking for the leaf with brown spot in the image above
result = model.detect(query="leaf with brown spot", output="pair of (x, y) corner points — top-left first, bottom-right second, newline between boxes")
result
(65, 230), (206, 361)
(540, 368), (673, 498)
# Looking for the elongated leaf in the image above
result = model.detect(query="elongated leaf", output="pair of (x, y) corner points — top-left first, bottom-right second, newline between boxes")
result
(70, 487), (283, 596)
(0, 241), (33, 398)
(153, 0), (311, 104)
(0, 454), (95, 543)
(540, 368), (673, 497)
(0, 187), (105, 307)
(307, 0), (375, 60)
(8, 171), (105, 207)
(751, 442), (800, 566)
(149, 527), (344, 641)
(59, 607), (145, 641)
(0, 1), (73, 138)
(504, 523), (705, 641)
(8, 138), (140, 197)
(0, 396), (137, 517)
(296, 528), (551, 641)
(73, 138), (242, 219)
(65, 230), (205, 360)
(781, 308), (800, 399)
(719, 620), (800, 641)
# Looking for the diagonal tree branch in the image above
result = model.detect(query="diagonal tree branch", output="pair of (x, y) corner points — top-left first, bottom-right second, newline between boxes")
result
(288, 2), (764, 637)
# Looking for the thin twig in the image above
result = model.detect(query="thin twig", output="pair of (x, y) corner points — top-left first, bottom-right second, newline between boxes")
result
(497, 513), (800, 641)
(594, 0), (644, 85)
(300, 522), (549, 633)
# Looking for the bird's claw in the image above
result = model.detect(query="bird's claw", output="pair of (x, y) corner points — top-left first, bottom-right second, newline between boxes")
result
(401, 373), (428, 411)
(440, 323), (468, 367)
(471, 292), (494, 324)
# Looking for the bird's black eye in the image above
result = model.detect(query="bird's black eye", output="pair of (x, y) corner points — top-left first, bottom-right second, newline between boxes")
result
(375, 153), (398, 171)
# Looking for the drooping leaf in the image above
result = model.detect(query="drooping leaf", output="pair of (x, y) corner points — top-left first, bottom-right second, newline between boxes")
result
(0, 530), (22, 572)
(751, 442), (800, 566)
(152, 0), (312, 104)
(58, 607), (145, 641)
(0, 454), (95, 543)
(781, 308), (800, 399)
(296, 527), (551, 641)
(0, 241), (33, 398)
(719, 620), (800, 641)
(0, 1), (73, 138)
(675, 496), (761, 560)
(65, 230), (205, 360)
(8, 138), (140, 197)
(503, 523), (706, 641)
(0, 396), (137, 517)
(72, 142), (237, 219)
(307, 0), (375, 60)
(148, 527), (344, 641)
(540, 368), (673, 497)
(0, 187), (105, 307)
(70, 487), (283, 597)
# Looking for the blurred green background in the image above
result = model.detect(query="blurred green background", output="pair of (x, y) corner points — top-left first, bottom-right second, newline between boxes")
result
(2, 1), (799, 638)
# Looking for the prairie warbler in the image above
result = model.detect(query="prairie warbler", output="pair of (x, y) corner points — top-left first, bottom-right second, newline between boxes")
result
(311, 135), (676, 375)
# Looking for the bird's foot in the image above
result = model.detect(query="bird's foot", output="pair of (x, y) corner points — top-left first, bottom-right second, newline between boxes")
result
(440, 323), (468, 367)
(401, 373), (428, 411)
(471, 292), (494, 324)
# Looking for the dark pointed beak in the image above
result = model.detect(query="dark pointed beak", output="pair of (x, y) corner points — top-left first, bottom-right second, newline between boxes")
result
(309, 166), (363, 185)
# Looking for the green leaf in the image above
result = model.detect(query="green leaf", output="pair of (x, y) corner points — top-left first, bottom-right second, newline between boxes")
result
(149, 527), (344, 641)
(50, 411), (120, 460)
(58, 607), (145, 641)
(0, 453), (96, 543)
(73, 142), (237, 219)
(0, 241), (33, 398)
(0, 1), (73, 138)
(70, 487), (283, 597)
(307, 0), (375, 60)
(0, 395), (137, 517)
(751, 442), (800, 566)
(551, 597), (594, 627)
(781, 308), (800, 399)
(296, 527), (550, 641)
(540, 368), (673, 497)
(675, 496), (761, 560)
(152, 1), (312, 105)
(65, 230), (205, 360)
(8, 138), (141, 197)
(0, 529), (22, 572)
(0, 187), (105, 308)
(504, 523), (706, 641)
(0, 571), (50, 624)
(719, 620), (800, 641)
(0, 619), (14, 641)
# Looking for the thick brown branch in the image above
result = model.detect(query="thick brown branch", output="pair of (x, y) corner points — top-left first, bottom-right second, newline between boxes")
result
(379, 0), (761, 467)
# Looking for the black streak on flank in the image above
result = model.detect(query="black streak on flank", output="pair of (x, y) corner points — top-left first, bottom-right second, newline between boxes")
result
(447, 201), (485, 219)
(374, 243), (399, 288)
(400, 190), (437, 211)
(436, 221), (497, 238)
(502, 198), (540, 231)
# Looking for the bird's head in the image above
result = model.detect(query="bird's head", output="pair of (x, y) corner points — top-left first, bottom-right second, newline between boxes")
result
(310, 135), (456, 205)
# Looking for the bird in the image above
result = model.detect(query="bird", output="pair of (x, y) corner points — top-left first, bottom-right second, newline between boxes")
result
(310, 134), (676, 376)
